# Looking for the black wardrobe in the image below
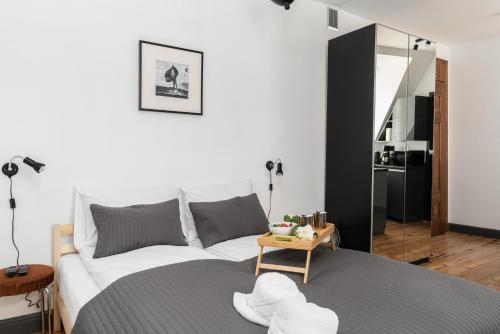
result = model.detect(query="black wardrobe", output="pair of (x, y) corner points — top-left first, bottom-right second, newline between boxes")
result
(325, 24), (436, 263)
(325, 24), (376, 253)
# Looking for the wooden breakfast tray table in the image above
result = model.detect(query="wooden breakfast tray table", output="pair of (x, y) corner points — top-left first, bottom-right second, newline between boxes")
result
(255, 223), (336, 284)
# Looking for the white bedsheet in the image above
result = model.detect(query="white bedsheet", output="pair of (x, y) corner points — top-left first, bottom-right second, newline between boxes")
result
(58, 254), (101, 325)
(79, 245), (219, 290)
(190, 235), (279, 261)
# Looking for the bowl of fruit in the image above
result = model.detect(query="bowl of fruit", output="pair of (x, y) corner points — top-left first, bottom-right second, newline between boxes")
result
(269, 222), (297, 236)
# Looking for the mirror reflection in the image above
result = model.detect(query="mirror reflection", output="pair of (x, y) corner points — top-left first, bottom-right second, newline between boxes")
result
(372, 26), (408, 261)
(372, 26), (436, 264)
(403, 35), (436, 263)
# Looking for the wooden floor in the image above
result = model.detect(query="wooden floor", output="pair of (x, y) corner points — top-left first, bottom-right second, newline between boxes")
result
(373, 220), (500, 291)
(373, 220), (431, 262)
(422, 231), (500, 291)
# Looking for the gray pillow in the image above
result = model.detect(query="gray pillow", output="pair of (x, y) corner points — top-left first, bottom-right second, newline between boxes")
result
(189, 193), (269, 248)
(91, 199), (187, 258)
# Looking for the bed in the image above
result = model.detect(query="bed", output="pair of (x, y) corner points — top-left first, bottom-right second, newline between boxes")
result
(52, 224), (278, 332)
(53, 224), (500, 334)
(52, 181), (500, 333)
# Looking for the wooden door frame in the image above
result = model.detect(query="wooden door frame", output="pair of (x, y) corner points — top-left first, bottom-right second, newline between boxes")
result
(431, 58), (448, 236)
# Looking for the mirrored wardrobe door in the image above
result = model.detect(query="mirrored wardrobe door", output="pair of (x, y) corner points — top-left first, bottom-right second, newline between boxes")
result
(372, 25), (409, 261)
(402, 35), (436, 263)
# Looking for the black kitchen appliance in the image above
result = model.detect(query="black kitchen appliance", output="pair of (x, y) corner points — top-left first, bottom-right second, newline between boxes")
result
(393, 151), (406, 166)
(382, 151), (390, 164)
(383, 145), (395, 164)
(407, 150), (426, 166)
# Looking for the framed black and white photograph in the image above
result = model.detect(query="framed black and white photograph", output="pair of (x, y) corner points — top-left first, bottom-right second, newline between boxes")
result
(139, 41), (203, 115)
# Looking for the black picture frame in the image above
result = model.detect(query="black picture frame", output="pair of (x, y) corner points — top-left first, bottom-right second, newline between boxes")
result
(139, 40), (204, 115)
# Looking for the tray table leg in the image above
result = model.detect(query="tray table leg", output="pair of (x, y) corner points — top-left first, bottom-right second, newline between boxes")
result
(255, 246), (264, 276)
(304, 250), (312, 284)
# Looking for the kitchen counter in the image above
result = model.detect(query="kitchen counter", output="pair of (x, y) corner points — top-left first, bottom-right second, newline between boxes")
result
(374, 164), (426, 170)
(374, 164), (404, 170)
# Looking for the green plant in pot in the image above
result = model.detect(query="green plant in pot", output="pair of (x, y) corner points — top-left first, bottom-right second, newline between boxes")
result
(284, 214), (301, 235)
(284, 214), (300, 224)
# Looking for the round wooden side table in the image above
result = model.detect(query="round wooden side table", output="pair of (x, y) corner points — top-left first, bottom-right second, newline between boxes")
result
(0, 264), (54, 334)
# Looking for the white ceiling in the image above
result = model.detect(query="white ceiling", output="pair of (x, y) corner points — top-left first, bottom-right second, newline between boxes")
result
(317, 0), (500, 45)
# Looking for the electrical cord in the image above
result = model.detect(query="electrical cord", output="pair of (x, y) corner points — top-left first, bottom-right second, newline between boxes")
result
(266, 158), (283, 219)
(24, 292), (41, 309)
(9, 176), (39, 310)
(267, 171), (273, 219)
(9, 177), (20, 267)
(334, 228), (341, 247)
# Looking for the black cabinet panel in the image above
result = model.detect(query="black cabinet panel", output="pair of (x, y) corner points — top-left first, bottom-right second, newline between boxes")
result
(325, 24), (376, 252)
(405, 166), (427, 222)
(386, 167), (428, 223)
(411, 96), (434, 141)
(373, 170), (388, 235)
(387, 170), (405, 222)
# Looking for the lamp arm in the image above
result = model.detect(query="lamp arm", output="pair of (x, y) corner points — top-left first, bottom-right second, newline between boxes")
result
(8, 156), (25, 170)
(3, 155), (45, 177)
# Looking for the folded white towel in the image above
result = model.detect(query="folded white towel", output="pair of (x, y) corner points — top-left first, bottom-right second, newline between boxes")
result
(234, 272), (339, 333)
(268, 301), (339, 334)
(233, 273), (306, 327)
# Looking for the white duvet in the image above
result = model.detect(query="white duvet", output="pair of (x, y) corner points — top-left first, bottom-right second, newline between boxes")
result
(79, 245), (219, 290)
(196, 235), (279, 262)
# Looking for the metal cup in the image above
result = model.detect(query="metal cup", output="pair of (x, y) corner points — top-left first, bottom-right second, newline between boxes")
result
(305, 214), (314, 228)
(318, 211), (327, 228)
(313, 211), (321, 228)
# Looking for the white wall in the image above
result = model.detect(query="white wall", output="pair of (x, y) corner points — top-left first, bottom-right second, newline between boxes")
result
(414, 59), (436, 96)
(449, 36), (500, 230)
(0, 0), (370, 319)
(437, 45), (450, 61)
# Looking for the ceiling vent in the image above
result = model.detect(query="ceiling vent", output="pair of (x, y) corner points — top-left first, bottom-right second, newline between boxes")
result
(328, 8), (339, 31)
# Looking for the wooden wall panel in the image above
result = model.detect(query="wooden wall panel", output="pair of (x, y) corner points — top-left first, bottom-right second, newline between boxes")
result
(431, 59), (448, 236)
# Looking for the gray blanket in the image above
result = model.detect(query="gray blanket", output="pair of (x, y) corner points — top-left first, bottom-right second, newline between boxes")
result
(73, 248), (500, 334)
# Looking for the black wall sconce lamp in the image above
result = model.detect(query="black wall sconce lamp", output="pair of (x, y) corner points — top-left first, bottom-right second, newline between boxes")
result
(266, 159), (284, 178)
(265, 159), (284, 218)
(2, 156), (45, 177)
(2, 155), (45, 278)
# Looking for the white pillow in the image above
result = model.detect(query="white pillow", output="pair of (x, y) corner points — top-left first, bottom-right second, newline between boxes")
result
(73, 185), (183, 253)
(181, 180), (253, 241)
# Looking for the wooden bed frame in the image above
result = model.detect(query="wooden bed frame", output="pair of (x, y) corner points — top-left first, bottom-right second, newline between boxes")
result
(53, 224), (78, 334)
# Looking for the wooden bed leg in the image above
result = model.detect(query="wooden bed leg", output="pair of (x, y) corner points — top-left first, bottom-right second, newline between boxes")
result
(53, 284), (62, 332)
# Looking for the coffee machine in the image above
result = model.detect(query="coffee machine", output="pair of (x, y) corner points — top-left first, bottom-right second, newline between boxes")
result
(382, 145), (395, 165)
